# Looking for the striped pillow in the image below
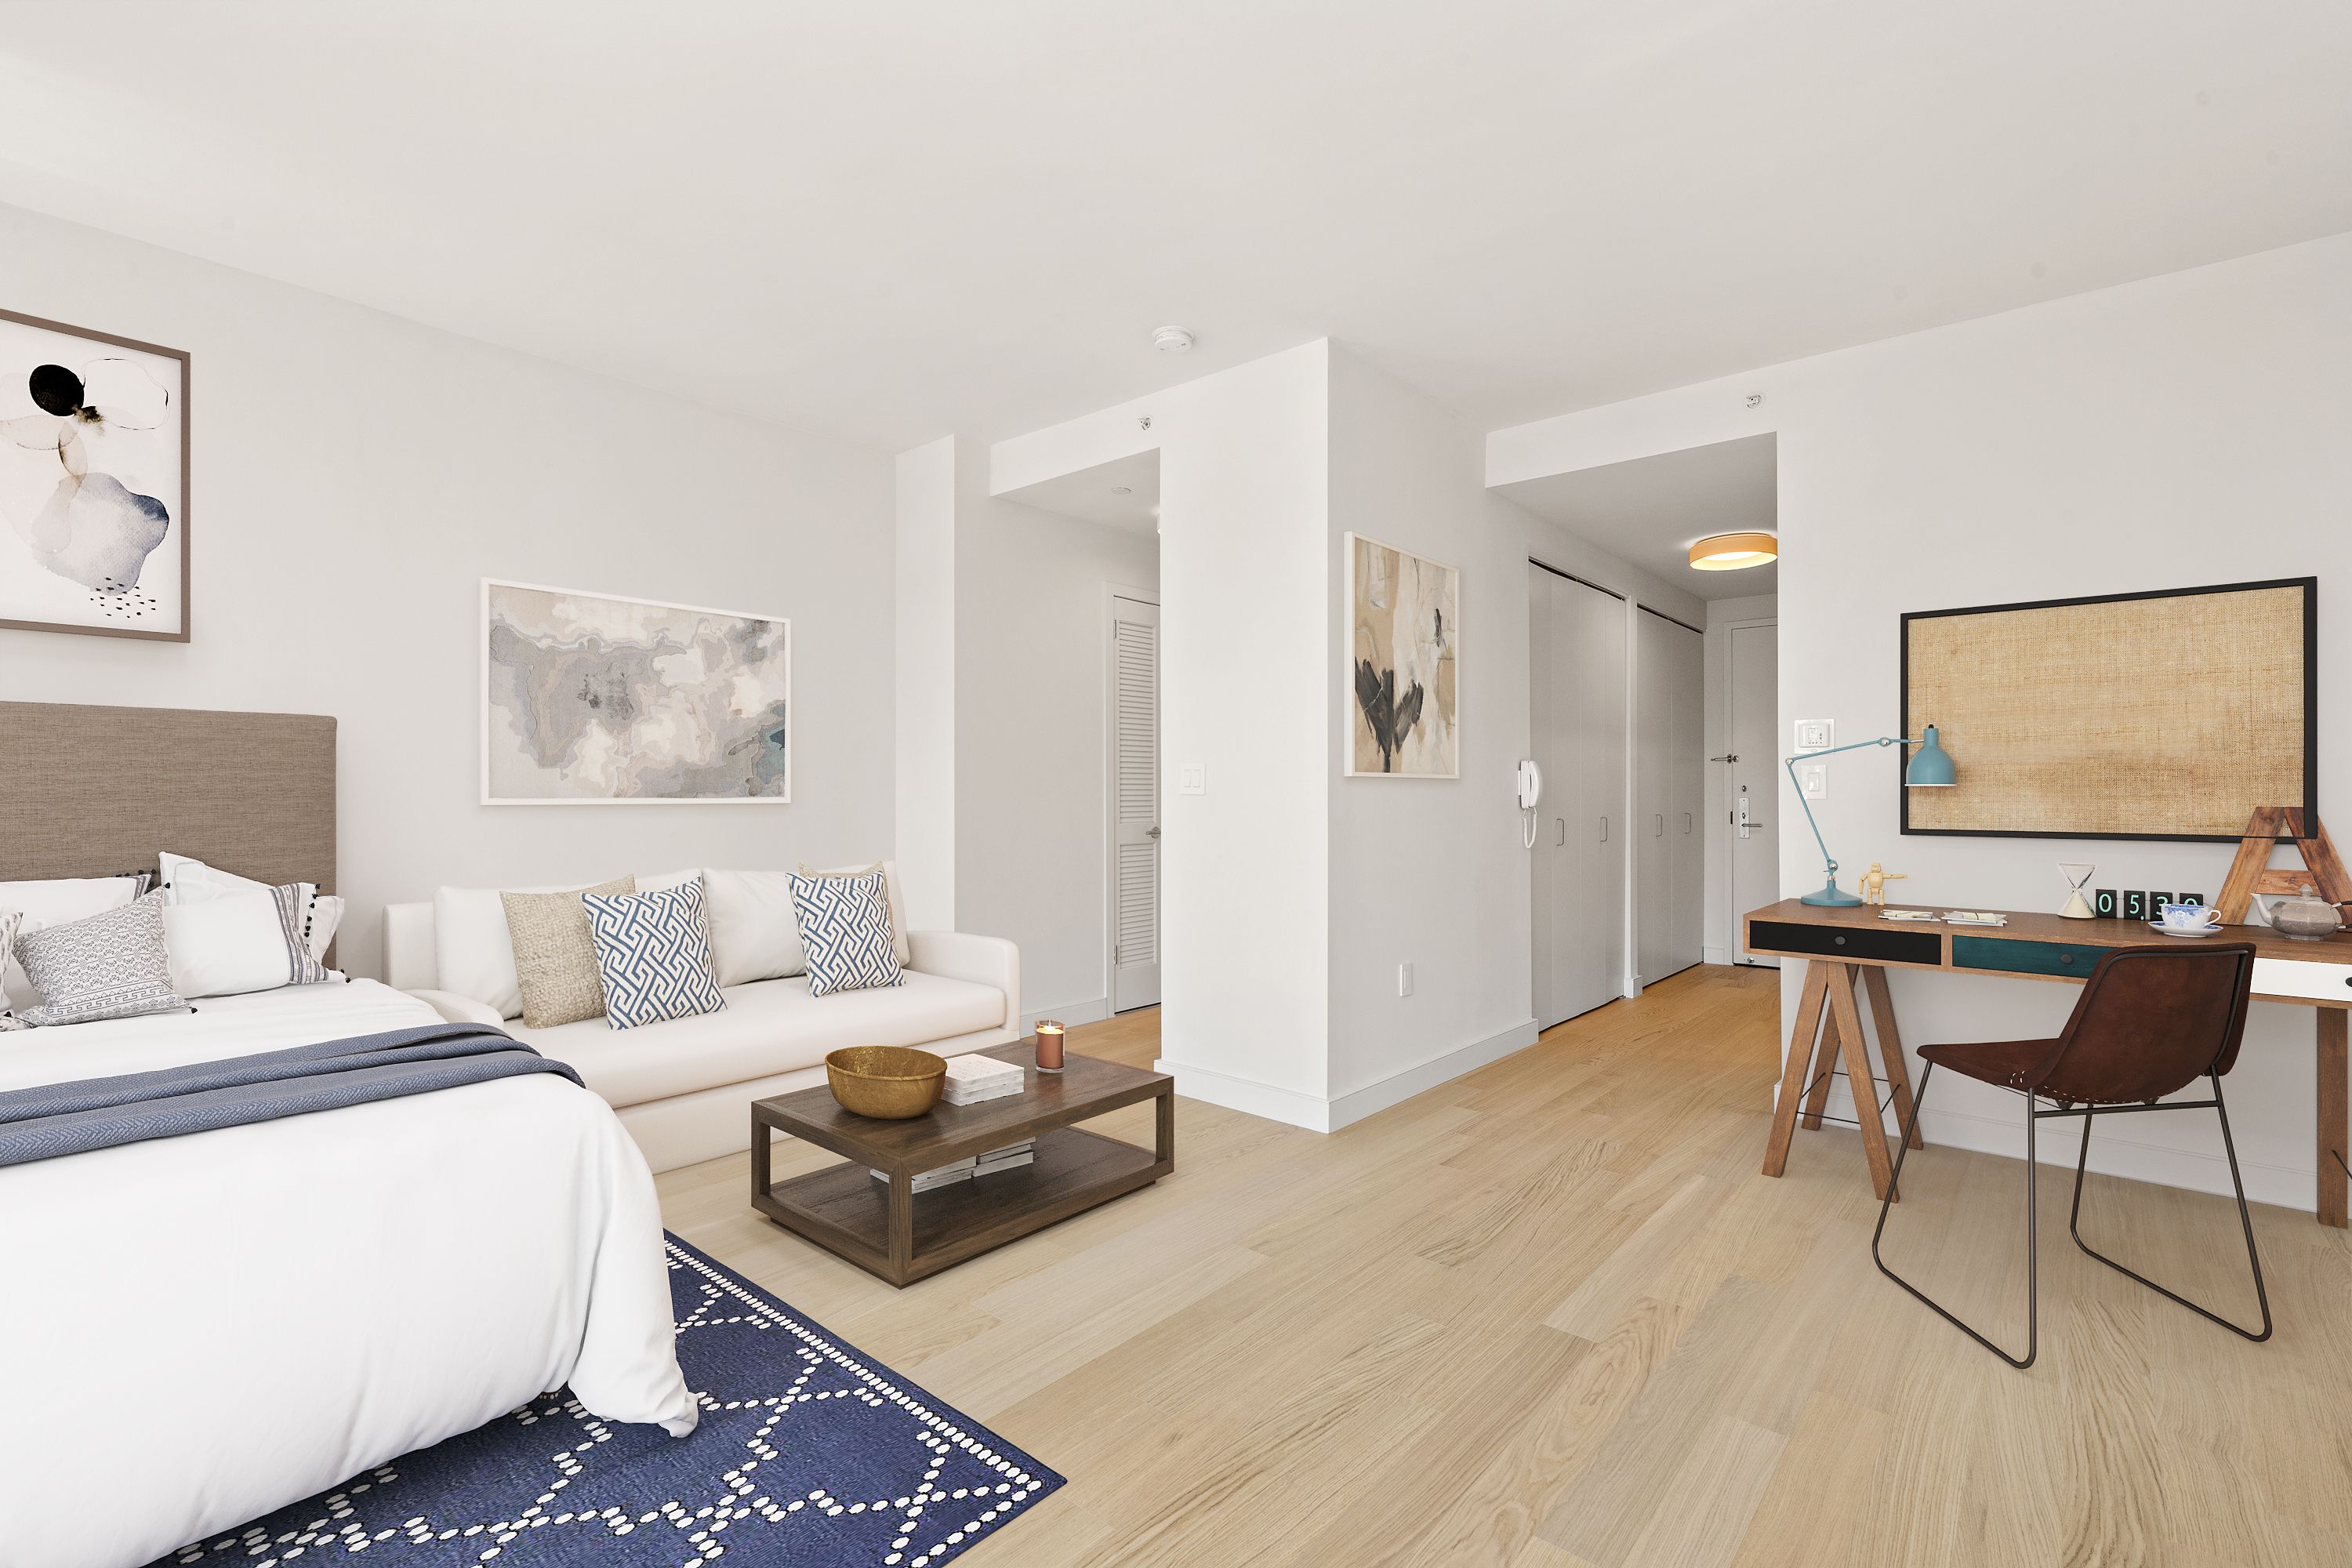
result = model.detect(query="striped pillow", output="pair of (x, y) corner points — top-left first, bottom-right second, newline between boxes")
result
(580, 878), (725, 1031)
(788, 869), (905, 998)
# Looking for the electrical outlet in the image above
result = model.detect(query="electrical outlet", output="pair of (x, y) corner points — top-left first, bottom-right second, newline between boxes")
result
(1794, 720), (1834, 752)
(1178, 763), (1206, 796)
(1398, 962), (1414, 997)
(1799, 763), (1828, 799)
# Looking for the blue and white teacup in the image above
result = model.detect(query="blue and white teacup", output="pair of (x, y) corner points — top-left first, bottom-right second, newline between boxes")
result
(2158, 901), (2221, 931)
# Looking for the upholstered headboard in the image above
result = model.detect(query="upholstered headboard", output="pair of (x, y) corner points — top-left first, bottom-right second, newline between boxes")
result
(0, 701), (336, 891)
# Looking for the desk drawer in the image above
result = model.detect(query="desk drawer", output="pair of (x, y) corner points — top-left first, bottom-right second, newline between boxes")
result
(1748, 920), (1940, 966)
(2252, 956), (2352, 1004)
(1953, 935), (2104, 978)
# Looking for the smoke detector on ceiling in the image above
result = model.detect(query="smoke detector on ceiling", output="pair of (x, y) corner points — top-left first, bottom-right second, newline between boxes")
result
(1152, 325), (1196, 354)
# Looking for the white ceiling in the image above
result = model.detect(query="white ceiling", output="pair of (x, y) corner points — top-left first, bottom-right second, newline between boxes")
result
(999, 449), (1160, 534)
(0, 5), (2345, 453)
(1497, 434), (1777, 600)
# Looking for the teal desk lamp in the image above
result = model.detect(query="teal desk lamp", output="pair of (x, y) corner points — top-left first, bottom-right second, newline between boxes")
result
(1787, 724), (1957, 906)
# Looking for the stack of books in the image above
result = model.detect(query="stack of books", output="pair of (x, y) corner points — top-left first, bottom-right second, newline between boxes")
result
(869, 1139), (1036, 1192)
(873, 1157), (975, 1193)
(942, 1054), (1025, 1106)
(975, 1139), (1036, 1177)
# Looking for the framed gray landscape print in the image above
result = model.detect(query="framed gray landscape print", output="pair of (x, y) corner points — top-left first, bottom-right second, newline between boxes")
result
(0, 307), (190, 641)
(1346, 532), (1459, 777)
(481, 579), (792, 804)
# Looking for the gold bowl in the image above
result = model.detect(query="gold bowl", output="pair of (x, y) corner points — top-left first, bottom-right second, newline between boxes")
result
(825, 1046), (948, 1119)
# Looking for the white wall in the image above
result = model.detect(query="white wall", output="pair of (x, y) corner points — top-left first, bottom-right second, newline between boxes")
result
(0, 201), (898, 976)
(893, 436), (964, 934)
(1490, 230), (2352, 1211)
(1704, 592), (1777, 963)
(993, 342), (1334, 1123)
(953, 495), (1157, 1027)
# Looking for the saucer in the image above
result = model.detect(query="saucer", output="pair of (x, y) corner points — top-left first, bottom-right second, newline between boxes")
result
(2147, 920), (2223, 938)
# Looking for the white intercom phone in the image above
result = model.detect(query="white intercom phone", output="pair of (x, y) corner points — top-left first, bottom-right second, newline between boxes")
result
(1516, 759), (1544, 847)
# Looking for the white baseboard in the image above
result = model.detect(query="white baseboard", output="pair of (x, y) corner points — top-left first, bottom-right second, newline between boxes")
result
(1156, 1017), (1543, 1135)
(1022, 996), (1110, 1034)
(1702, 945), (1731, 966)
(1326, 1018), (1541, 1131)
(1152, 1059), (1333, 1131)
(1788, 1082), (2317, 1214)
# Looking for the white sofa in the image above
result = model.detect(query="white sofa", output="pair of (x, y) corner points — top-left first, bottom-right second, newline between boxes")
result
(382, 872), (1019, 1174)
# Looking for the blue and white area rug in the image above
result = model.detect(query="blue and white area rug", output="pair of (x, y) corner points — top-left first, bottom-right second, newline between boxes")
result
(157, 1236), (1063, 1567)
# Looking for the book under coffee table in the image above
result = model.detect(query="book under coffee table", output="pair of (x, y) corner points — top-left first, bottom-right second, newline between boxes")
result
(750, 1042), (1175, 1287)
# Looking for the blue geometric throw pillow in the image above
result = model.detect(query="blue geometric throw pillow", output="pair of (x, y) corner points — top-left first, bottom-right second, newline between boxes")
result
(580, 877), (726, 1030)
(788, 869), (905, 997)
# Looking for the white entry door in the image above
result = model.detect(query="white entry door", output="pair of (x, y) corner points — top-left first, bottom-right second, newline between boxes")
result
(1727, 619), (1780, 965)
(1109, 594), (1161, 1011)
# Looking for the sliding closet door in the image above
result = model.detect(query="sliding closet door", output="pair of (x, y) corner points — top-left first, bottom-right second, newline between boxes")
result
(1636, 610), (1704, 989)
(1530, 563), (1627, 1027)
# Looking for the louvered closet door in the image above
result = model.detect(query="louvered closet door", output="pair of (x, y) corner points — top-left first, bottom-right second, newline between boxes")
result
(1109, 596), (1161, 1012)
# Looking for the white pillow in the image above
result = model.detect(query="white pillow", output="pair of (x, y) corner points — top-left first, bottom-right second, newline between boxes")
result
(159, 851), (343, 963)
(433, 869), (695, 1018)
(0, 876), (143, 1011)
(700, 869), (808, 986)
(161, 888), (296, 998)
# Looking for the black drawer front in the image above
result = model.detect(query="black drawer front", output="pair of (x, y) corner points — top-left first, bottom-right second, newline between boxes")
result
(1749, 920), (1942, 967)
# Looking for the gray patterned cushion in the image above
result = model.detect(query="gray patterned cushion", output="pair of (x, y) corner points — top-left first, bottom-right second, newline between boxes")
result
(14, 891), (189, 1027)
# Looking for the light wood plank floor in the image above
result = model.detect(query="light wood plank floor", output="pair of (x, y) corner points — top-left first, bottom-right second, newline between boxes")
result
(657, 964), (2352, 1567)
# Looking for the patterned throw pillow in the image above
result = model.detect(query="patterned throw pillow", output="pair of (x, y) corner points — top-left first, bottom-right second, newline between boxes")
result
(789, 869), (905, 998)
(580, 877), (725, 1031)
(503, 875), (635, 1028)
(13, 891), (190, 1027)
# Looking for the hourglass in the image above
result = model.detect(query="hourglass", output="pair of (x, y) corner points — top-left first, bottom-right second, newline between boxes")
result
(2057, 862), (2096, 920)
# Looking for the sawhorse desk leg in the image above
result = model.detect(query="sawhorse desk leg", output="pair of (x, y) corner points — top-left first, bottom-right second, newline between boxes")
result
(2321, 1007), (2347, 1229)
(1762, 959), (1915, 1202)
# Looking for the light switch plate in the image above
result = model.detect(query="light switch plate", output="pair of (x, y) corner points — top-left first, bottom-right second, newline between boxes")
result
(1178, 763), (1206, 796)
(1799, 763), (1828, 799)
(1794, 720), (1833, 752)
(1398, 962), (1414, 997)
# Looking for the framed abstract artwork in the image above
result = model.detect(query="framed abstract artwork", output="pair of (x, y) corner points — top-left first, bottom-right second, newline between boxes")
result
(1901, 576), (2315, 840)
(481, 579), (792, 805)
(1346, 532), (1459, 778)
(0, 307), (190, 641)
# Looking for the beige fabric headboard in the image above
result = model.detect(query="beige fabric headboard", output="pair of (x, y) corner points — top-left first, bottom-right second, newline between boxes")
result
(0, 702), (336, 891)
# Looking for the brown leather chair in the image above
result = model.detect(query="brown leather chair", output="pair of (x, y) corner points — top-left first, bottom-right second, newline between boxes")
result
(1871, 942), (2272, 1368)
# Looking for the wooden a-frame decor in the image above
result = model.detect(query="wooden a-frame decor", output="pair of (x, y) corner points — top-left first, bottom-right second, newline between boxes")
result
(2215, 807), (2352, 924)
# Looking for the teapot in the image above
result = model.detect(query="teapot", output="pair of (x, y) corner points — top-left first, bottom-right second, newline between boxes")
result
(2264, 883), (2345, 942)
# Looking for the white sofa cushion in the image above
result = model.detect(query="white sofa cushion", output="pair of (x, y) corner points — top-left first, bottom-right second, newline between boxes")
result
(507, 969), (1007, 1109)
(699, 869), (805, 985)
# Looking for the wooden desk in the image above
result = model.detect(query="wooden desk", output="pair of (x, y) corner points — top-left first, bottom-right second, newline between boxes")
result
(1744, 898), (2352, 1227)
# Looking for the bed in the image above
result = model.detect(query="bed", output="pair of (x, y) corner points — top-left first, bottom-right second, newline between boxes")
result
(0, 702), (695, 1568)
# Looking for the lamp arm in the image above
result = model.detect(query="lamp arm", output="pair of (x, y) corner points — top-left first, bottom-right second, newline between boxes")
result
(1780, 736), (1915, 882)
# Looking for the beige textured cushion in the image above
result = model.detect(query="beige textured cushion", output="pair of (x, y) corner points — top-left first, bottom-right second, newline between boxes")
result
(503, 875), (634, 1028)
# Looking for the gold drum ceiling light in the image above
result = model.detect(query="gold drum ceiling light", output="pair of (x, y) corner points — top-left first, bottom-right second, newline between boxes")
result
(1687, 532), (1777, 571)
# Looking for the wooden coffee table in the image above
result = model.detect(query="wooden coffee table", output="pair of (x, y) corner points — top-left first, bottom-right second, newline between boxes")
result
(750, 1042), (1174, 1287)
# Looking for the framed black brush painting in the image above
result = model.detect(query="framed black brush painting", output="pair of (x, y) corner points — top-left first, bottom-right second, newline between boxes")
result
(0, 307), (190, 641)
(1346, 532), (1459, 777)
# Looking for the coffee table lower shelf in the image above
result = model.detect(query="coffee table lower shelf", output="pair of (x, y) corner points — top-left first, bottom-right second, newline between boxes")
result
(753, 1125), (1166, 1286)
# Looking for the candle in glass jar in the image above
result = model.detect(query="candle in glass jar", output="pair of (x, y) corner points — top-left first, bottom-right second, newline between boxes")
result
(1035, 1021), (1066, 1073)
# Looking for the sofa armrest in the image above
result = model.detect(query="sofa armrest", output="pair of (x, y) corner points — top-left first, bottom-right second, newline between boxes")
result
(906, 931), (1020, 1032)
(405, 988), (506, 1028)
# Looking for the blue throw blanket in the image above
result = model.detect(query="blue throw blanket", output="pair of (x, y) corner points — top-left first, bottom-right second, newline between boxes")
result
(0, 1023), (582, 1168)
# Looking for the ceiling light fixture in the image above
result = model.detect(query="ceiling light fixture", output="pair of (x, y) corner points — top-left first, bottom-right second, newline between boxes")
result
(1687, 532), (1777, 571)
(1152, 325), (1196, 354)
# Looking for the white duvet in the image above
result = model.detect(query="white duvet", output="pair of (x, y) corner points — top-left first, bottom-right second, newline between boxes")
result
(0, 981), (698, 1568)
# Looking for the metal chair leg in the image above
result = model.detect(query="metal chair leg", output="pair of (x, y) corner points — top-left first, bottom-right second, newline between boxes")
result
(1871, 1062), (2039, 1369)
(2067, 1076), (2274, 1342)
